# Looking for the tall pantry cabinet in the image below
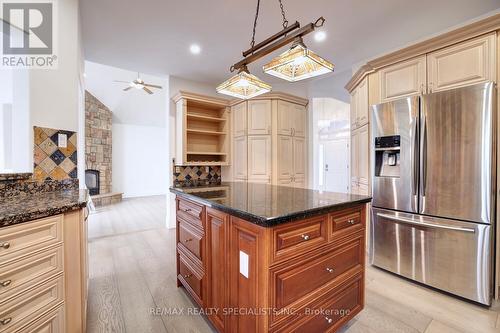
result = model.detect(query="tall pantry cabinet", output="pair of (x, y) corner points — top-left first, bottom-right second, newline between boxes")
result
(230, 93), (308, 187)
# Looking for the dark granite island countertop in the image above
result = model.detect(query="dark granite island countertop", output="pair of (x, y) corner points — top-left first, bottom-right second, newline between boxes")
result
(0, 189), (88, 228)
(170, 182), (371, 227)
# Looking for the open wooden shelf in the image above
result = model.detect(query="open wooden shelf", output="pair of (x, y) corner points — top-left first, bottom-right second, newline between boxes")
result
(187, 113), (226, 122)
(174, 91), (231, 166)
(186, 129), (227, 136)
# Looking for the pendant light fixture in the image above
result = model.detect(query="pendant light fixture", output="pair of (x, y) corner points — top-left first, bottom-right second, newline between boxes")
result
(217, 0), (334, 99)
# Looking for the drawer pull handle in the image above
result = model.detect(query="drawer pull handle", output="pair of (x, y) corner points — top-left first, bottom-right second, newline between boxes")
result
(348, 219), (356, 225)
(325, 317), (333, 324)
(183, 274), (193, 279)
(326, 268), (334, 273)
(0, 242), (10, 249)
(184, 208), (192, 213)
(0, 280), (11, 287)
(184, 238), (193, 243)
(301, 234), (310, 241)
(0, 318), (12, 325)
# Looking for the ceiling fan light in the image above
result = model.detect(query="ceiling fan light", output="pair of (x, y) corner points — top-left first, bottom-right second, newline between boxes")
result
(216, 70), (271, 99)
(263, 42), (334, 82)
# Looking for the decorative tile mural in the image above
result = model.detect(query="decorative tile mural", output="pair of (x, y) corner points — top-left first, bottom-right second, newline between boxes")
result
(33, 126), (78, 181)
(173, 165), (221, 187)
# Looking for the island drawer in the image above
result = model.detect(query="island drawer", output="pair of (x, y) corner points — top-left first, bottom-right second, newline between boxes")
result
(178, 219), (204, 261)
(272, 215), (328, 263)
(271, 234), (363, 311)
(178, 253), (204, 306)
(0, 216), (63, 261)
(329, 207), (364, 238)
(275, 273), (363, 333)
(0, 245), (63, 298)
(0, 274), (64, 333)
(176, 198), (204, 229)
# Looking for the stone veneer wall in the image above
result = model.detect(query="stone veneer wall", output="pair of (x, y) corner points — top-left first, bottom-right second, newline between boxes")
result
(85, 91), (112, 194)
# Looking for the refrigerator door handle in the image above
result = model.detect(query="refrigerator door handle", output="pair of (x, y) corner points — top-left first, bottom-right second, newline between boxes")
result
(411, 119), (418, 197)
(376, 213), (476, 233)
(421, 115), (427, 196)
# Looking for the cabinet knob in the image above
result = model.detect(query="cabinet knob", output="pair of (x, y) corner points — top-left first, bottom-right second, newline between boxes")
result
(325, 317), (333, 324)
(184, 238), (193, 243)
(0, 318), (11, 325)
(0, 242), (10, 249)
(0, 280), (11, 287)
(326, 268), (334, 273)
(183, 274), (192, 279)
(301, 234), (310, 241)
(348, 219), (356, 225)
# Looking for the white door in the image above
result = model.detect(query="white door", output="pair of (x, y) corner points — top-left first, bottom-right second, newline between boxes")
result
(247, 135), (272, 183)
(247, 100), (272, 135)
(322, 139), (350, 193)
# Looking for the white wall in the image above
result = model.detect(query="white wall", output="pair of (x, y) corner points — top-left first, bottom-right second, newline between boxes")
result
(84, 61), (169, 199)
(112, 123), (169, 198)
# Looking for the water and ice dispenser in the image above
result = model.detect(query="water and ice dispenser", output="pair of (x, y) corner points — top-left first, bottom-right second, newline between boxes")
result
(374, 135), (401, 178)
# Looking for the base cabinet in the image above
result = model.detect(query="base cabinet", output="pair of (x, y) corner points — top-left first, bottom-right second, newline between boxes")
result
(176, 196), (367, 333)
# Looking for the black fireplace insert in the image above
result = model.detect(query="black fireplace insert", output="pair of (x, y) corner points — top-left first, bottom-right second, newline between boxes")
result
(85, 169), (100, 195)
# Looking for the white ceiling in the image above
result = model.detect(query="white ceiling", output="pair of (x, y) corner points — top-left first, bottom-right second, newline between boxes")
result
(81, 0), (500, 86)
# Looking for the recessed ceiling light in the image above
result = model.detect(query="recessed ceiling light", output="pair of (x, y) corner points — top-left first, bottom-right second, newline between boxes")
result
(190, 44), (201, 54)
(314, 31), (326, 42)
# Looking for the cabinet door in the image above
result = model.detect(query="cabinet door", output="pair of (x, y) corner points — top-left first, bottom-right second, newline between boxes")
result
(247, 135), (272, 183)
(233, 136), (248, 180)
(356, 78), (369, 127)
(350, 180), (359, 195)
(357, 125), (370, 186)
(427, 33), (496, 93)
(277, 135), (294, 184)
(277, 100), (293, 136)
(293, 137), (306, 185)
(232, 102), (247, 137)
(350, 131), (359, 184)
(379, 55), (426, 102)
(247, 100), (272, 135)
(292, 104), (307, 138)
(350, 89), (358, 129)
(206, 208), (229, 332)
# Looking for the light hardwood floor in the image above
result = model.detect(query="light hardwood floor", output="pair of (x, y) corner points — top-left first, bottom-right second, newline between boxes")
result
(87, 196), (500, 333)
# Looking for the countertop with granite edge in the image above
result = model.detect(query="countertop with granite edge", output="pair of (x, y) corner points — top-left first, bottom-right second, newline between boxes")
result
(170, 182), (372, 227)
(0, 189), (88, 228)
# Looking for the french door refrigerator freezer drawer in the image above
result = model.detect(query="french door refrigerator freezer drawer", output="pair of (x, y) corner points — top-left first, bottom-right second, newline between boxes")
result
(370, 207), (492, 305)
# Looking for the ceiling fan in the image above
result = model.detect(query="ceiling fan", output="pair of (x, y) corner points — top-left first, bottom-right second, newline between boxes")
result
(114, 73), (162, 94)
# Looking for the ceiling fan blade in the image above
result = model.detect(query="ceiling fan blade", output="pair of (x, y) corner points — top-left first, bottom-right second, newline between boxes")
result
(143, 87), (154, 94)
(123, 86), (133, 91)
(114, 80), (130, 83)
(143, 83), (162, 89)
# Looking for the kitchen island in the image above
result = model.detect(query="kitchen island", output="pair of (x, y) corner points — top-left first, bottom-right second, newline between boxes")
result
(170, 182), (371, 333)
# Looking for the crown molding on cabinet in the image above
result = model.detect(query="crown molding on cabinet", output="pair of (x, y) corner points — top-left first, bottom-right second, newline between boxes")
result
(345, 12), (500, 93)
(228, 91), (309, 107)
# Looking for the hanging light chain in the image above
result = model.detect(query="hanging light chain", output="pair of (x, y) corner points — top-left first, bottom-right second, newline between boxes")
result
(278, 0), (288, 28)
(250, 0), (261, 50)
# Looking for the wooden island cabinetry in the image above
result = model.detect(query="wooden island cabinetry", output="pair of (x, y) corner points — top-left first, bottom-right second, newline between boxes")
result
(172, 183), (370, 333)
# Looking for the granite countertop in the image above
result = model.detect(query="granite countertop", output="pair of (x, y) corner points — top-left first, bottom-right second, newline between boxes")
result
(170, 182), (371, 227)
(0, 189), (88, 228)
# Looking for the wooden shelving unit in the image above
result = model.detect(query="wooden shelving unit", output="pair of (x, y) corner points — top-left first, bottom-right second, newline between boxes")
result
(173, 91), (230, 166)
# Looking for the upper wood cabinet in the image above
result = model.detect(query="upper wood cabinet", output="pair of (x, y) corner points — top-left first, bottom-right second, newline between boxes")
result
(351, 125), (369, 194)
(292, 104), (306, 137)
(427, 33), (496, 93)
(233, 102), (247, 137)
(247, 135), (272, 183)
(379, 55), (426, 102)
(351, 77), (369, 130)
(248, 100), (272, 135)
(276, 135), (293, 185)
(277, 100), (306, 137)
(292, 137), (306, 187)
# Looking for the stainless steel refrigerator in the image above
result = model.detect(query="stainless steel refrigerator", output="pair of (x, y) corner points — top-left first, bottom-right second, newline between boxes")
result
(369, 82), (496, 305)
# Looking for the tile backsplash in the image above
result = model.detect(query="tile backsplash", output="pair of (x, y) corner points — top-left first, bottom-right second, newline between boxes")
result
(33, 126), (78, 181)
(173, 165), (221, 187)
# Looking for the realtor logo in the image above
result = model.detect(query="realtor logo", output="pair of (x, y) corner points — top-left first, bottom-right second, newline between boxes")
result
(1, 0), (57, 68)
